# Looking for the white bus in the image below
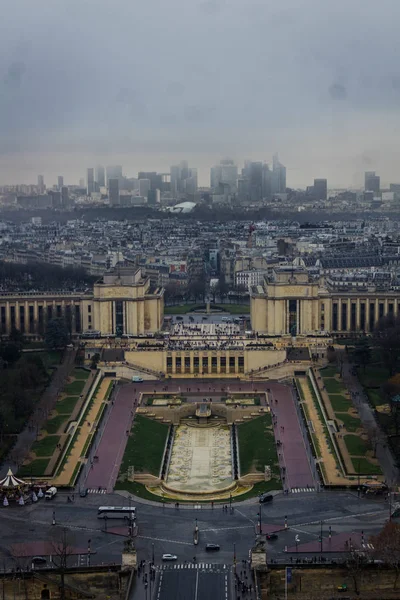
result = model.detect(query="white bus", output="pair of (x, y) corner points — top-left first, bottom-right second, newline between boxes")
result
(97, 506), (136, 520)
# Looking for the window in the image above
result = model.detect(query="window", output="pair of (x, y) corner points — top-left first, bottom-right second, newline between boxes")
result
(88, 305), (92, 313)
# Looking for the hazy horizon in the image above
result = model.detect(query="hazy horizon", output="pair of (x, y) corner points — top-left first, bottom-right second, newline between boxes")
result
(2, 0), (400, 189)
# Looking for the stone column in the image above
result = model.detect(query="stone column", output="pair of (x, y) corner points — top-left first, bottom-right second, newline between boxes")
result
(347, 298), (351, 332)
(190, 353), (194, 375)
(217, 355), (221, 374)
(296, 300), (300, 335)
(5, 301), (11, 334)
(356, 299), (361, 330)
(34, 301), (39, 334)
(337, 298), (342, 332)
(24, 301), (30, 333)
(365, 298), (370, 332)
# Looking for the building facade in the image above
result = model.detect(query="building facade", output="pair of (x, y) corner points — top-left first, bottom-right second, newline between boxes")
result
(0, 267), (164, 338)
(251, 266), (400, 335)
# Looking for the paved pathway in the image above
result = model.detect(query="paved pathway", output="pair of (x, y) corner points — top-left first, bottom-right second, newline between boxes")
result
(53, 378), (111, 486)
(0, 347), (76, 477)
(342, 360), (399, 484)
(83, 383), (137, 492)
(269, 383), (315, 491)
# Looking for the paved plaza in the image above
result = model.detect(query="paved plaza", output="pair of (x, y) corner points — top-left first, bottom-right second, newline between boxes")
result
(80, 378), (316, 495)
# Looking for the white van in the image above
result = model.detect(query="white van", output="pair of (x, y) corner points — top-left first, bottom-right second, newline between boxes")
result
(132, 376), (144, 383)
(45, 487), (57, 500)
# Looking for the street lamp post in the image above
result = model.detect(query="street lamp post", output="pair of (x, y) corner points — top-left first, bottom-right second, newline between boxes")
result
(52, 510), (56, 526)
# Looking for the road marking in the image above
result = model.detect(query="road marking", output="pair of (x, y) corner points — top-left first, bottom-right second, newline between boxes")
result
(201, 525), (253, 532)
(137, 535), (192, 546)
(292, 510), (385, 528)
(234, 508), (256, 526)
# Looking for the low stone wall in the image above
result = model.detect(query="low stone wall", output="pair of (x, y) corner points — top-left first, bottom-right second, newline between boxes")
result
(137, 403), (269, 425)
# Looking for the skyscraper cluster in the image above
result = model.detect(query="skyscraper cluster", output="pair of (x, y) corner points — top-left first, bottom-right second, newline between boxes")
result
(170, 161), (198, 198)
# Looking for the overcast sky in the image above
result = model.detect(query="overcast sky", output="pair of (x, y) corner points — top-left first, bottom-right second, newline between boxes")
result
(1, 0), (400, 188)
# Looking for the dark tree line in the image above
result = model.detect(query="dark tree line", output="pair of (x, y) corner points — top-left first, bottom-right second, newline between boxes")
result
(0, 261), (96, 292)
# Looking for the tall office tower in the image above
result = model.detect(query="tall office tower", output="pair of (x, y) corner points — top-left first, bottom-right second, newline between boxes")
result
(37, 175), (45, 192)
(272, 154), (286, 194)
(138, 178), (151, 198)
(95, 165), (105, 188)
(241, 161), (263, 202)
(262, 164), (272, 200)
(365, 171), (380, 193)
(210, 159), (238, 193)
(106, 165), (123, 182)
(170, 165), (180, 196)
(138, 172), (162, 191)
(314, 178), (328, 200)
(57, 176), (64, 189)
(61, 186), (69, 207)
(87, 168), (95, 195)
(108, 178), (120, 205)
(147, 189), (160, 205)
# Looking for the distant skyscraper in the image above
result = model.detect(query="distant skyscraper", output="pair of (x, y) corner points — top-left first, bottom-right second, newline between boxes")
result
(313, 178), (328, 200)
(108, 178), (120, 205)
(87, 168), (95, 195)
(96, 165), (105, 188)
(57, 176), (64, 189)
(139, 179), (151, 198)
(61, 186), (69, 207)
(37, 175), (45, 192)
(170, 161), (197, 196)
(106, 165), (123, 183)
(272, 154), (286, 194)
(365, 171), (380, 193)
(262, 164), (272, 200)
(210, 159), (238, 193)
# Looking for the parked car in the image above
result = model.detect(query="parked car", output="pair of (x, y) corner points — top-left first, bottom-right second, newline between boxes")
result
(205, 544), (220, 551)
(79, 488), (88, 498)
(132, 376), (143, 383)
(259, 493), (273, 504)
(266, 533), (278, 541)
(162, 554), (178, 561)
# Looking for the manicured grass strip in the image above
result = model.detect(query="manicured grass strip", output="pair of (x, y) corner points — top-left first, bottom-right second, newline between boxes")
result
(336, 413), (362, 433)
(344, 434), (369, 456)
(354, 457), (382, 475)
(119, 415), (169, 476)
(45, 414), (69, 434)
(72, 369), (90, 380)
(18, 458), (50, 478)
(237, 414), (279, 475)
(31, 435), (61, 457)
(329, 394), (351, 412)
(320, 366), (338, 378)
(323, 378), (345, 394)
(65, 380), (86, 395)
(56, 395), (79, 414)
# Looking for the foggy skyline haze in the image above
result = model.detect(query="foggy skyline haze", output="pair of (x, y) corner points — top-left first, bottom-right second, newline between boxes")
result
(1, 0), (400, 188)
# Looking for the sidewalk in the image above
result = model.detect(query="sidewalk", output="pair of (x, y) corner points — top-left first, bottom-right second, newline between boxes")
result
(0, 348), (76, 478)
(52, 378), (111, 486)
(342, 360), (399, 484)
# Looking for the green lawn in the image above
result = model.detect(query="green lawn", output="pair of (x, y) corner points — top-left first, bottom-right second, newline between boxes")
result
(18, 458), (50, 478)
(119, 415), (169, 476)
(29, 350), (63, 368)
(336, 413), (362, 433)
(45, 414), (69, 434)
(320, 366), (338, 378)
(213, 304), (250, 314)
(366, 389), (386, 407)
(72, 369), (90, 380)
(344, 434), (369, 456)
(329, 394), (351, 412)
(56, 395), (80, 414)
(238, 414), (279, 475)
(31, 435), (61, 457)
(65, 380), (86, 395)
(354, 457), (383, 475)
(323, 378), (345, 395)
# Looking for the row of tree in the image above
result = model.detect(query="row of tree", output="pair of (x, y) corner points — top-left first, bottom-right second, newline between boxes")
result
(0, 260), (96, 292)
(164, 274), (247, 305)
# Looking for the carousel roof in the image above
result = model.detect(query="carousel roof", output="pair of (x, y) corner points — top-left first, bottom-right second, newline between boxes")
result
(0, 469), (26, 488)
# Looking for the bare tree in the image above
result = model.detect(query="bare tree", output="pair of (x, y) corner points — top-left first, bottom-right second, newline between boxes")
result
(50, 527), (76, 600)
(371, 521), (400, 590)
(344, 543), (370, 596)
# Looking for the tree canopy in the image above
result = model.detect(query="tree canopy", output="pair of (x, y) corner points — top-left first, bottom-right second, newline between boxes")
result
(45, 318), (70, 349)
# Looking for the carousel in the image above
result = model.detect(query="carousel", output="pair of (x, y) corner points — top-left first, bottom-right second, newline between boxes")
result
(0, 468), (41, 506)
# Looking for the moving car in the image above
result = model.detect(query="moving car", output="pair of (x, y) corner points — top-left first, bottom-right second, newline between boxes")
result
(162, 554), (178, 561)
(132, 376), (143, 383)
(79, 488), (88, 498)
(266, 533), (278, 541)
(205, 544), (220, 551)
(259, 493), (273, 504)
